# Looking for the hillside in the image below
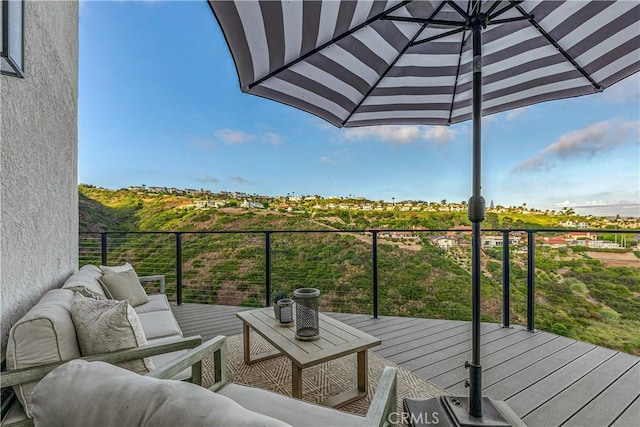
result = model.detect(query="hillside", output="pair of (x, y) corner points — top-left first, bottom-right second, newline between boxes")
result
(79, 185), (640, 354)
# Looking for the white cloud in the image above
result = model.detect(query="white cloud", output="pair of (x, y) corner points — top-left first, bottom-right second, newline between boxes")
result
(265, 132), (284, 145)
(215, 128), (255, 145)
(319, 156), (333, 164)
(214, 128), (285, 146)
(551, 199), (640, 217)
(341, 125), (454, 145)
(513, 119), (640, 172)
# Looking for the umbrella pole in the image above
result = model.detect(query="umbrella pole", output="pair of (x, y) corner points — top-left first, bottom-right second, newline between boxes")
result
(430, 17), (517, 424)
(468, 15), (485, 420)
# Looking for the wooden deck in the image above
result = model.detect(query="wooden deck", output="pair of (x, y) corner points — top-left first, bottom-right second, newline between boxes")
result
(172, 304), (640, 426)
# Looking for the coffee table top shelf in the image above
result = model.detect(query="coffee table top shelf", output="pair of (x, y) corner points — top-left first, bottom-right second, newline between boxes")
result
(236, 307), (381, 368)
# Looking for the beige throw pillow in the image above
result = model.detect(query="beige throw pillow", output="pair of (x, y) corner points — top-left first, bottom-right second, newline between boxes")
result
(99, 262), (134, 274)
(99, 269), (149, 307)
(70, 294), (154, 374)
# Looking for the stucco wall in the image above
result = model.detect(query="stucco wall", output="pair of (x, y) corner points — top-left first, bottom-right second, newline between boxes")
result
(1, 1), (79, 350)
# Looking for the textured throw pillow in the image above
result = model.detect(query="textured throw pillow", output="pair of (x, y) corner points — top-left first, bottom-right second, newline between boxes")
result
(31, 360), (290, 427)
(99, 269), (149, 307)
(70, 294), (154, 374)
(99, 262), (134, 275)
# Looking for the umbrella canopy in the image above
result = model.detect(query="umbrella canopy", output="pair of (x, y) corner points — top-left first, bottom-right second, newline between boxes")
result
(209, 0), (639, 422)
(209, 0), (638, 127)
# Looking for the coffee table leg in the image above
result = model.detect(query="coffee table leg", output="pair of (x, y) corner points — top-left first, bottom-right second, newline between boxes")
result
(243, 323), (251, 364)
(357, 350), (368, 393)
(292, 362), (303, 399)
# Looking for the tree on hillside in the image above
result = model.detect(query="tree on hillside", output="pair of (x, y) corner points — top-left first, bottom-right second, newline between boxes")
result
(502, 216), (513, 229)
(485, 212), (499, 229)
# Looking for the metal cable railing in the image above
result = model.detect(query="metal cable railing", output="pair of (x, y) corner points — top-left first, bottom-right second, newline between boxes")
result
(79, 228), (640, 353)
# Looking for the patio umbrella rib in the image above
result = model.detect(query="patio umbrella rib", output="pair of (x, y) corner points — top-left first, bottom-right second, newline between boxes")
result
(341, 1), (449, 127)
(488, 1), (525, 22)
(447, 0), (473, 21)
(512, 2), (604, 92)
(485, 0), (508, 18)
(487, 15), (533, 26)
(246, 0), (413, 91)
(412, 27), (467, 46)
(447, 30), (471, 125)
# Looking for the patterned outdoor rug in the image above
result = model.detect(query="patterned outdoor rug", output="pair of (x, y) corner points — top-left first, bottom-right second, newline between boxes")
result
(202, 332), (449, 417)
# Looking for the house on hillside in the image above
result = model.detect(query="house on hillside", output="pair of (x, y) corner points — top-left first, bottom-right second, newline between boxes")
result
(543, 236), (568, 248)
(241, 200), (264, 209)
(432, 236), (456, 250)
(565, 231), (597, 241)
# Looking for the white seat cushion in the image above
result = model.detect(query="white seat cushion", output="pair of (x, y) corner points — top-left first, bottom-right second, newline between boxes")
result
(137, 310), (183, 340)
(146, 336), (192, 381)
(218, 383), (365, 427)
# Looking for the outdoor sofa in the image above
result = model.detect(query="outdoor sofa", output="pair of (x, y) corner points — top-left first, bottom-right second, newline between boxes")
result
(1, 264), (200, 425)
(1, 264), (398, 426)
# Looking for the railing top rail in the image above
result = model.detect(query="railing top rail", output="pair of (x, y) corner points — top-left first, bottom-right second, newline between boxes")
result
(79, 228), (639, 236)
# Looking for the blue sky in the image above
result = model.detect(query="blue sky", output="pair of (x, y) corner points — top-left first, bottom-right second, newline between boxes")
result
(79, 1), (640, 217)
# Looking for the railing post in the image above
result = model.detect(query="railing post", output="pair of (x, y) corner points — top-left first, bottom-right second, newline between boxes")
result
(176, 233), (183, 306)
(372, 230), (379, 319)
(527, 231), (535, 331)
(265, 231), (271, 307)
(502, 230), (510, 328)
(100, 233), (108, 266)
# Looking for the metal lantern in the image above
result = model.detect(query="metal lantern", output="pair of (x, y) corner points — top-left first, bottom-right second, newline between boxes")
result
(293, 288), (320, 341)
(277, 298), (294, 325)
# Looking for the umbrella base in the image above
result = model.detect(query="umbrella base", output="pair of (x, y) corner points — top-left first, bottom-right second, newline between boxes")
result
(403, 396), (524, 427)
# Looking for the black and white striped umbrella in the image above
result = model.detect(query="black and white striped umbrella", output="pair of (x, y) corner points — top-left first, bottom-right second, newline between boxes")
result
(208, 1), (639, 422)
(209, 0), (639, 127)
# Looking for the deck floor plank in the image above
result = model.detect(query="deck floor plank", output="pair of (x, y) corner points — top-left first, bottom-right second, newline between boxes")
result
(522, 353), (639, 427)
(505, 346), (617, 417)
(446, 333), (575, 394)
(357, 318), (456, 343)
(376, 322), (471, 359)
(406, 326), (523, 377)
(483, 340), (597, 401)
(416, 328), (534, 380)
(432, 330), (560, 391)
(611, 395), (640, 427)
(563, 362), (640, 427)
(170, 304), (639, 424)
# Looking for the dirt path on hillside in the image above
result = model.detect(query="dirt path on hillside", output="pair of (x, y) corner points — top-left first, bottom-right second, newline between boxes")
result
(586, 251), (640, 267)
(308, 220), (421, 252)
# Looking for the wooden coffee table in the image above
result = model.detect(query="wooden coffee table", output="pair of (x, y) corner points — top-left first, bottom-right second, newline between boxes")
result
(236, 307), (381, 407)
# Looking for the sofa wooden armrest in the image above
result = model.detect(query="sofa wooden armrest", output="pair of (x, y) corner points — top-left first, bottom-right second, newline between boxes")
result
(1, 335), (203, 389)
(362, 366), (398, 427)
(138, 274), (165, 294)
